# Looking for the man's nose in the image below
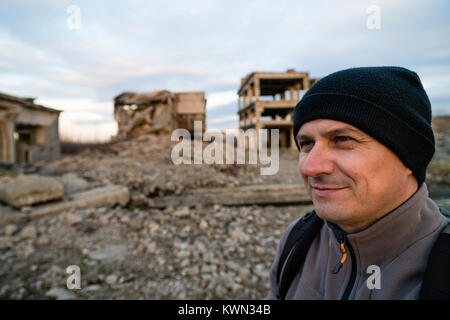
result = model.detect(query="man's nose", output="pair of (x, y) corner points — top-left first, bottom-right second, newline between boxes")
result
(300, 143), (334, 177)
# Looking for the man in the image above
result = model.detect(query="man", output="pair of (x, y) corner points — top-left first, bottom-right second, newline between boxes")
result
(266, 66), (449, 299)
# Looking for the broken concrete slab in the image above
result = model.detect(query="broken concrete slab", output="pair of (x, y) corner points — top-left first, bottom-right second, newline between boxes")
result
(29, 185), (130, 220)
(0, 174), (64, 208)
(147, 184), (312, 208)
(68, 185), (129, 207)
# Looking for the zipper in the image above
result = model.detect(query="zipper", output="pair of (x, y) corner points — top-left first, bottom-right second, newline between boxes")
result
(277, 242), (297, 297)
(331, 240), (347, 274)
(330, 231), (357, 300)
(341, 239), (356, 300)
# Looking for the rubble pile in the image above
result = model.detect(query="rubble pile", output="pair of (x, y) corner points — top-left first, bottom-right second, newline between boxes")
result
(40, 133), (299, 204)
(0, 133), (306, 300)
(113, 90), (177, 139)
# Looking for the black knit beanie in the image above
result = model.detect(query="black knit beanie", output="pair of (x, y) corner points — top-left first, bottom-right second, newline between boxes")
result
(293, 66), (435, 186)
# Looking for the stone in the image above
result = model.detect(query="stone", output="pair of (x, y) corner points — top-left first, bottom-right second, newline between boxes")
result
(176, 250), (190, 259)
(147, 222), (160, 234)
(120, 215), (130, 224)
(238, 268), (251, 283)
(0, 174), (64, 208)
(46, 287), (76, 300)
(128, 218), (142, 230)
(21, 245), (35, 258)
(229, 227), (249, 241)
(50, 265), (63, 275)
(99, 216), (109, 226)
(20, 225), (37, 239)
(199, 220), (208, 230)
(187, 265), (199, 276)
(85, 284), (101, 291)
(36, 236), (50, 246)
(146, 242), (157, 254)
(88, 244), (128, 261)
(173, 206), (190, 218)
(20, 206), (32, 213)
(201, 264), (217, 274)
(55, 173), (89, 195)
(105, 274), (118, 285)
(4, 224), (17, 236)
(64, 213), (83, 226)
(136, 243), (145, 254)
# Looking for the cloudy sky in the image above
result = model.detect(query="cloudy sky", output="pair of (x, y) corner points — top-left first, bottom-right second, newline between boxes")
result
(1, 0), (449, 141)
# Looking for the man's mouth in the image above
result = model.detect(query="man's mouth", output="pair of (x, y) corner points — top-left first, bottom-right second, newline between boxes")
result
(310, 185), (349, 197)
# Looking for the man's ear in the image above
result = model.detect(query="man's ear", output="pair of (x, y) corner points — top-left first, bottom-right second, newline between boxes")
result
(405, 167), (419, 190)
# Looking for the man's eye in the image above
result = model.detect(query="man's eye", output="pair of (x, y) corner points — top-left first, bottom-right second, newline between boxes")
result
(335, 136), (353, 143)
(299, 140), (313, 150)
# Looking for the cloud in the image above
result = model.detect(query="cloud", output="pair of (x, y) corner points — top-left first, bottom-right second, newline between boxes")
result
(206, 91), (238, 110)
(0, 0), (449, 142)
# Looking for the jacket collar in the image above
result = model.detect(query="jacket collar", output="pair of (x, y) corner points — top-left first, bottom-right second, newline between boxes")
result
(325, 183), (444, 269)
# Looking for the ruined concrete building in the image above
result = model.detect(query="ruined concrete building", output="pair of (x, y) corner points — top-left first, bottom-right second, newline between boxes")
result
(114, 90), (206, 140)
(237, 69), (319, 148)
(0, 92), (61, 165)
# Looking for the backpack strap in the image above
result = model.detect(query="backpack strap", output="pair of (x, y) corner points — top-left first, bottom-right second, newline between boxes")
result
(419, 222), (450, 300)
(276, 210), (323, 299)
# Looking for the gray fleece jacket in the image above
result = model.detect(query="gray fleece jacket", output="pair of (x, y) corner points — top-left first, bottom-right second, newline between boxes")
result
(266, 183), (449, 300)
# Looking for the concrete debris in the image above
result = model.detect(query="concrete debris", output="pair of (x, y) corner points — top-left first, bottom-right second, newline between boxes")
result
(55, 173), (89, 195)
(0, 174), (64, 208)
(87, 244), (128, 261)
(149, 184), (311, 208)
(45, 287), (76, 300)
(113, 90), (206, 140)
(105, 274), (118, 285)
(29, 185), (130, 220)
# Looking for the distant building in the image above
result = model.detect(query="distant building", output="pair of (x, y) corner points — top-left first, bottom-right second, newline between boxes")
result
(113, 90), (206, 139)
(0, 92), (62, 164)
(237, 69), (319, 148)
(173, 92), (207, 137)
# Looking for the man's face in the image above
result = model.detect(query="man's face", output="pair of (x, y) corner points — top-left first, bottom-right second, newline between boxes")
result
(297, 119), (418, 233)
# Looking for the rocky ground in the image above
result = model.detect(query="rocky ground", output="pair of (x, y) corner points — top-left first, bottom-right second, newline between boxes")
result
(0, 202), (313, 300)
(0, 117), (449, 300)
(0, 134), (310, 300)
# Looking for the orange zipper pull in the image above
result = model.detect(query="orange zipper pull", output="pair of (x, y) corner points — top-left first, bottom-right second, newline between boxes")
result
(332, 241), (347, 274)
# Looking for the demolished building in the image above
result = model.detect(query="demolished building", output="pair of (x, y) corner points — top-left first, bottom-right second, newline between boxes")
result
(0, 92), (61, 165)
(113, 90), (206, 140)
(237, 69), (319, 148)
